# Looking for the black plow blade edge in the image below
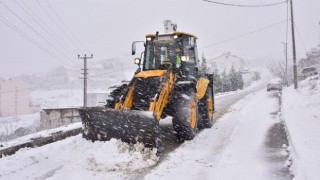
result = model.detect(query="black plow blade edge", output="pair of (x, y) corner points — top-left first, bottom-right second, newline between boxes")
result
(78, 107), (163, 153)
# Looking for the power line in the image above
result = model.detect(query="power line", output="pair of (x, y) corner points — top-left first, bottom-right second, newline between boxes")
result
(35, 0), (108, 77)
(200, 19), (289, 50)
(0, 1), (75, 62)
(294, 22), (307, 52)
(203, 0), (288, 7)
(34, 0), (106, 76)
(19, 0), (77, 55)
(14, 0), (76, 57)
(42, 0), (107, 76)
(34, 0), (84, 54)
(0, 15), (70, 66)
(21, 0), (107, 76)
(44, 0), (88, 52)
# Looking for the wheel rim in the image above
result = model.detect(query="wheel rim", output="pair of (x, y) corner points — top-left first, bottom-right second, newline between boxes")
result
(208, 95), (213, 121)
(190, 98), (197, 129)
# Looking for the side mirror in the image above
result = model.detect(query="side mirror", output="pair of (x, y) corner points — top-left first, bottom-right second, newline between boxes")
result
(132, 42), (136, 55)
(131, 41), (145, 55)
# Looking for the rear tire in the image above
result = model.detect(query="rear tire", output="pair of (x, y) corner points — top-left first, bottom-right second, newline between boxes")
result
(172, 89), (198, 141)
(198, 87), (214, 129)
(106, 84), (128, 108)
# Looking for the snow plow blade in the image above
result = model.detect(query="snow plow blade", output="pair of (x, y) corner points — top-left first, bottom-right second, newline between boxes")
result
(78, 107), (163, 152)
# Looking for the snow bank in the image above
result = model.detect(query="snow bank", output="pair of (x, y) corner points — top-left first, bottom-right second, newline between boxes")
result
(0, 135), (159, 180)
(282, 75), (320, 180)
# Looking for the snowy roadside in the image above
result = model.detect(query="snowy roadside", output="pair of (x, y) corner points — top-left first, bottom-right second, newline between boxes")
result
(0, 122), (81, 152)
(0, 135), (159, 180)
(282, 75), (320, 180)
(145, 89), (288, 180)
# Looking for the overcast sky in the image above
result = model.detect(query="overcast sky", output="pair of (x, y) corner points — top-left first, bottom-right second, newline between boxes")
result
(0, 0), (319, 77)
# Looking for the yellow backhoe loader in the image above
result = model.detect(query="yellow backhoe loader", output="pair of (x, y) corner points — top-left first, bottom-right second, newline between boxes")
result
(78, 22), (215, 154)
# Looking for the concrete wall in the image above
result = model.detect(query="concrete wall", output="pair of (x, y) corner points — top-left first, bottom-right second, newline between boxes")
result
(0, 80), (32, 116)
(40, 108), (80, 130)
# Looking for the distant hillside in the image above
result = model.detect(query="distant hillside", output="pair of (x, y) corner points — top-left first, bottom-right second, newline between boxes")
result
(12, 58), (137, 91)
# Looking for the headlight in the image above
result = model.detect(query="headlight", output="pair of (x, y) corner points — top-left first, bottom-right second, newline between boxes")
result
(134, 58), (141, 64)
(173, 35), (178, 39)
(181, 55), (189, 61)
(146, 37), (152, 41)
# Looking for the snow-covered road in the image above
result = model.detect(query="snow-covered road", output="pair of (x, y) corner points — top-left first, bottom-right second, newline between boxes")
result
(0, 87), (292, 180)
(145, 90), (290, 180)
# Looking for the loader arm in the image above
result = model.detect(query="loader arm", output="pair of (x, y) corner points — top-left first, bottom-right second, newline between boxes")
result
(114, 74), (137, 109)
(149, 70), (176, 120)
(114, 68), (176, 120)
(115, 84), (135, 109)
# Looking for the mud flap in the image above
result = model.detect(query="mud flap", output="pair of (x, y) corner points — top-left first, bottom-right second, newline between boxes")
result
(78, 107), (163, 153)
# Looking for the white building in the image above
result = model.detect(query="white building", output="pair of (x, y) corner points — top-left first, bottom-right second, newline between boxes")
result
(208, 52), (247, 73)
(0, 80), (32, 116)
(208, 53), (259, 87)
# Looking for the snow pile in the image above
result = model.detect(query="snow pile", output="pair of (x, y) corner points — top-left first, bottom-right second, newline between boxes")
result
(282, 75), (320, 180)
(0, 135), (158, 179)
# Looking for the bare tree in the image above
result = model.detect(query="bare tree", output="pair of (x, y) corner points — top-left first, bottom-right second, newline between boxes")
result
(298, 47), (320, 69)
(0, 116), (20, 142)
(267, 59), (293, 86)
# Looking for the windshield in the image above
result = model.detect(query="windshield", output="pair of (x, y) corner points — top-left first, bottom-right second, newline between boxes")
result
(144, 40), (180, 70)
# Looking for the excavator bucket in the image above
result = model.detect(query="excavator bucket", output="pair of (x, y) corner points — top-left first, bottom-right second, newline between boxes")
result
(78, 107), (163, 152)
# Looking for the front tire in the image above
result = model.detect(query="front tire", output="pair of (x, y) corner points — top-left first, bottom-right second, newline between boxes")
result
(172, 89), (199, 141)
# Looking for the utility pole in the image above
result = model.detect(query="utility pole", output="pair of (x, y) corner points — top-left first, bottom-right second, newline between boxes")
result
(289, 0), (298, 89)
(0, 83), (2, 116)
(78, 54), (93, 108)
(14, 86), (18, 115)
(281, 42), (288, 86)
(319, 21), (320, 46)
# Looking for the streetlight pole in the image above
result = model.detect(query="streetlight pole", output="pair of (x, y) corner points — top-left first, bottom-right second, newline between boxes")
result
(289, 0), (298, 89)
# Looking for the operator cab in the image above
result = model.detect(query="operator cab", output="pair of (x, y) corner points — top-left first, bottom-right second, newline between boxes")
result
(142, 32), (199, 79)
